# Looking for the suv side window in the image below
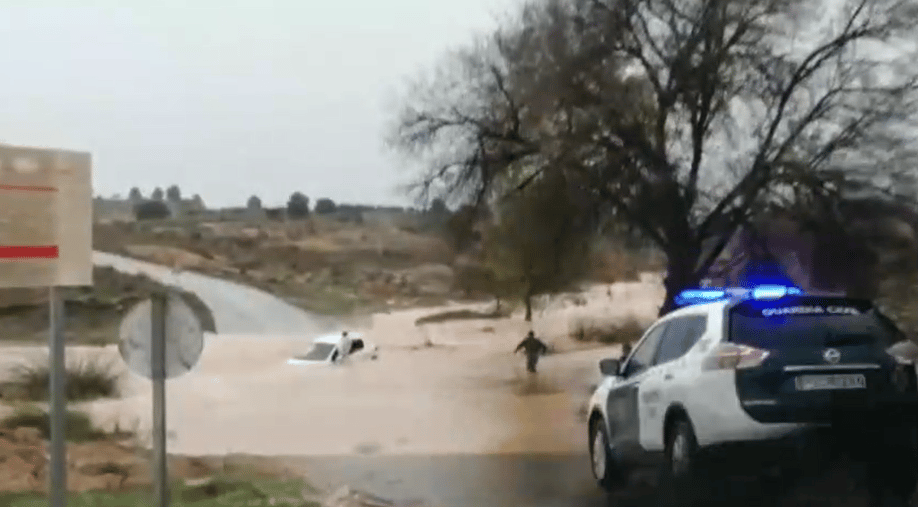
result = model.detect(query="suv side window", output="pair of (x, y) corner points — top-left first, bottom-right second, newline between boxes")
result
(623, 323), (668, 377)
(655, 316), (707, 365)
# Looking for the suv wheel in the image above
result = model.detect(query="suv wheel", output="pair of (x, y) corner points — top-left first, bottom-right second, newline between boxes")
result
(668, 420), (696, 478)
(661, 418), (703, 507)
(589, 418), (620, 490)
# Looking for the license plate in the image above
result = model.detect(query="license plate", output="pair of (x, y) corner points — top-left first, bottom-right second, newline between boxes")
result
(795, 374), (866, 391)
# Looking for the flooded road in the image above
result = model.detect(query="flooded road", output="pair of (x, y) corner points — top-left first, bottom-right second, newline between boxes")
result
(93, 251), (339, 335)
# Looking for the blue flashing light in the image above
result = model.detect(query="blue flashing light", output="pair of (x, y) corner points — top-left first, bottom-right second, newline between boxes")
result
(674, 289), (727, 307)
(751, 284), (802, 300)
(675, 284), (804, 308)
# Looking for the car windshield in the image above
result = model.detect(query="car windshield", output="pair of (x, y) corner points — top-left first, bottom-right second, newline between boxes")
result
(729, 298), (897, 350)
(297, 343), (336, 361)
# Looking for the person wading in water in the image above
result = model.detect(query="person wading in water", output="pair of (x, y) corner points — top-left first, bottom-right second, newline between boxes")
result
(515, 331), (549, 373)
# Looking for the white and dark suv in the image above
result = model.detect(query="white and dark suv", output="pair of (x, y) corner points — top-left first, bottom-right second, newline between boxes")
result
(586, 285), (918, 504)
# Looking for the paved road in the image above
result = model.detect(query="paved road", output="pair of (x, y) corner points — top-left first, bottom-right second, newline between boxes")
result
(279, 454), (615, 507)
(248, 453), (845, 507)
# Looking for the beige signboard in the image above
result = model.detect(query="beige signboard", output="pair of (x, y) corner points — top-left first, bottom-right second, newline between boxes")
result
(0, 143), (92, 288)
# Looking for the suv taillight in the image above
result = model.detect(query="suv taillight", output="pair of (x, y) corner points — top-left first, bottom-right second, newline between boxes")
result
(701, 343), (770, 371)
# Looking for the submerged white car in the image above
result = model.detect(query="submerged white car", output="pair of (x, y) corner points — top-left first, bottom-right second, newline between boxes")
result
(287, 332), (379, 366)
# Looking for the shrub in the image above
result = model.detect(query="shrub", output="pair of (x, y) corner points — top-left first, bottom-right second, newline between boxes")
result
(571, 318), (645, 345)
(314, 198), (336, 214)
(134, 200), (171, 220)
(1, 356), (119, 402)
(0, 407), (105, 442)
(589, 246), (664, 284)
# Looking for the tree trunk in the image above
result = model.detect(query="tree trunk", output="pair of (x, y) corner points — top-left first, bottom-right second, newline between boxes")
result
(659, 249), (702, 317)
(524, 284), (534, 322)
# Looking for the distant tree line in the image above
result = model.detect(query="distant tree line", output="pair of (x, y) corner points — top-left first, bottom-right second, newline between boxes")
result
(128, 184), (447, 222)
(129, 184), (206, 220)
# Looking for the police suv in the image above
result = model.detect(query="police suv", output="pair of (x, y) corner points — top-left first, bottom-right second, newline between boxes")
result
(586, 285), (918, 498)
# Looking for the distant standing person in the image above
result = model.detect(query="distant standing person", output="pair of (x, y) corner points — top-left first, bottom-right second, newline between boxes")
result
(621, 342), (633, 360)
(337, 331), (352, 362)
(515, 331), (549, 373)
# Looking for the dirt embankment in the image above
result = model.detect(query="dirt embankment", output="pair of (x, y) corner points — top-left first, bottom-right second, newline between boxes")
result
(93, 217), (661, 319)
(0, 266), (213, 344)
(94, 219), (470, 316)
(0, 425), (216, 493)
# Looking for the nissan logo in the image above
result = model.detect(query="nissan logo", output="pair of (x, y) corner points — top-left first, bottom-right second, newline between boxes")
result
(823, 348), (841, 364)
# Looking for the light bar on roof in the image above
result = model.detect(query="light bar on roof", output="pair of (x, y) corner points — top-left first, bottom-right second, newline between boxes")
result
(751, 285), (802, 300)
(674, 284), (804, 307)
(674, 289), (727, 307)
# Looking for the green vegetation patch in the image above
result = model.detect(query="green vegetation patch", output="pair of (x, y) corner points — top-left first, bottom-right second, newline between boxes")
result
(1, 356), (119, 402)
(0, 406), (106, 442)
(572, 318), (645, 345)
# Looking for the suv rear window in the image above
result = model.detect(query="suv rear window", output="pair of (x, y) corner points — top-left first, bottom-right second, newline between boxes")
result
(728, 297), (897, 350)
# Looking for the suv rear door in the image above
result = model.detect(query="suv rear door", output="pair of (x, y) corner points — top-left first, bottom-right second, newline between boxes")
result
(639, 314), (708, 451)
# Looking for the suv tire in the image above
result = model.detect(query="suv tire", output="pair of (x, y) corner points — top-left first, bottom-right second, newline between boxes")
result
(589, 418), (621, 491)
(661, 417), (704, 507)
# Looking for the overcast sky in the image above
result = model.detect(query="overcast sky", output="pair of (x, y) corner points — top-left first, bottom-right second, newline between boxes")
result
(0, 0), (518, 208)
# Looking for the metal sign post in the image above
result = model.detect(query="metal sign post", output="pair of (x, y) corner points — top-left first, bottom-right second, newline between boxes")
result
(151, 292), (169, 507)
(48, 287), (66, 507)
(118, 291), (204, 507)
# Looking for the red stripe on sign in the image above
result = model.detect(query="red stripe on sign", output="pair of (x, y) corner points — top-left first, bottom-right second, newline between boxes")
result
(0, 184), (58, 192)
(0, 246), (59, 259)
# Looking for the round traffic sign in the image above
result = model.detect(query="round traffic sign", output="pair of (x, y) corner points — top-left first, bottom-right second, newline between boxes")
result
(118, 293), (205, 379)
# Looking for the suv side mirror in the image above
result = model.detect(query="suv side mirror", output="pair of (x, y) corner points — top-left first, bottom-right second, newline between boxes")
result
(889, 340), (918, 364)
(599, 358), (621, 377)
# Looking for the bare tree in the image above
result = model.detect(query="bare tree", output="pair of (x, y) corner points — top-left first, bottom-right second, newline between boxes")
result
(390, 0), (918, 314)
(481, 171), (594, 320)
